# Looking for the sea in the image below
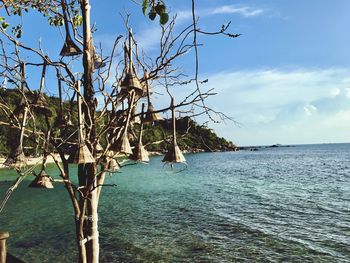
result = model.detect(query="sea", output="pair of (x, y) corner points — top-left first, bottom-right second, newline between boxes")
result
(0, 143), (349, 262)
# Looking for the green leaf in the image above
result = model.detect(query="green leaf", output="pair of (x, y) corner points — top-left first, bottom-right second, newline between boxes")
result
(159, 13), (169, 25)
(142, 0), (149, 15)
(73, 15), (83, 27)
(155, 3), (166, 15)
(1, 22), (9, 29)
(148, 11), (156, 21)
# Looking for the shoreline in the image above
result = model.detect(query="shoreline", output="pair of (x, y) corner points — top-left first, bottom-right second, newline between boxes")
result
(0, 154), (61, 169)
(0, 149), (238, 170)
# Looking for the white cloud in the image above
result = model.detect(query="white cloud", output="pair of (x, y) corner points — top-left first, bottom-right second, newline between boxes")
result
(346, 87), (350, 98)
(201, 68), (350, 145)
(133, 25), (162, 51)
(303, 103), (317, 116)
(210, 6), (264, 17)
(330, 87), (341, 98)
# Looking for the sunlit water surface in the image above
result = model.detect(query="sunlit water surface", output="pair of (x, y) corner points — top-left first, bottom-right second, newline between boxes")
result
(0, 144), (349, 262)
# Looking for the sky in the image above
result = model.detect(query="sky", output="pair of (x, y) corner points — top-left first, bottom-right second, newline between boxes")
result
(2, 0), (350, 146)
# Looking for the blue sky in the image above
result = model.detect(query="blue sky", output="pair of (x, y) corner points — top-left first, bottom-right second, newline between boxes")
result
(2, 0), (350, 146)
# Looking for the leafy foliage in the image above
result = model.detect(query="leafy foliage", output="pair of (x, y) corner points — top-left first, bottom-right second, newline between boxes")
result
(0, 89), (236, 157)
(142, 0), (169, 25)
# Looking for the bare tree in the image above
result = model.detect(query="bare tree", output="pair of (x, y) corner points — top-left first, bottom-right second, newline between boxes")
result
(0, 1), (238, 262)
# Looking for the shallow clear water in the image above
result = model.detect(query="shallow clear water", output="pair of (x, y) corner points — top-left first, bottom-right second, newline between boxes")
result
(0, 144), (349, 262)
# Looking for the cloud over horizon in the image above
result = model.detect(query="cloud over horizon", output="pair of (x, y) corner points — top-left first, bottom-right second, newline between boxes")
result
(203, 68), (350, 145)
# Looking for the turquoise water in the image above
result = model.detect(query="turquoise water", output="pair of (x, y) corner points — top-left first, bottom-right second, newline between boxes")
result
(0, 144), (349, 262)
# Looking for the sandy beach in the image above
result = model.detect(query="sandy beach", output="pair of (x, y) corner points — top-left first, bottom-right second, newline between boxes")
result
(0, 154), (62, 169)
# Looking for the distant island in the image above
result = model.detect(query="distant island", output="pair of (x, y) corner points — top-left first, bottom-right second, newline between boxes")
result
(0, 89), (237, 158)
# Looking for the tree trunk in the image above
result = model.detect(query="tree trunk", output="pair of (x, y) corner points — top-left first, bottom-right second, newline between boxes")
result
(81, 0), (99, 262)
(0, 232), (9, 263)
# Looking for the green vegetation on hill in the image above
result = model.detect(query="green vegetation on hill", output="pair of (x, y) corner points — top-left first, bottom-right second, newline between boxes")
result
(0, 88), (236, 156)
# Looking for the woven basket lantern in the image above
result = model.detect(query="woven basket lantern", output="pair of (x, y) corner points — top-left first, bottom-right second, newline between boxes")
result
(130, 144), (149, 162)
(4, 106), (29, 168)
(120, 30), (146, 96)
(32, 59), (52, 116)
(110, 91), (136, 155)
(54, 71), (73, 128)
(121, 72), (143, 94)
(112, 133), (133, 155)
(144, 102), (163, 124)
(162, 98), (186, 164)
(59, 0), (82, 57)
(143, 71), (162, 124)
(29, 170), (54, 189)
(106, 158), (120, 173)
(67, 80), (95, 164)
(68, 144), (95, 164)
(60, 32), (82, 57)
(32, 94), (52, 116)
(162, 143), (186, 163)
(13, 63), (27, 118)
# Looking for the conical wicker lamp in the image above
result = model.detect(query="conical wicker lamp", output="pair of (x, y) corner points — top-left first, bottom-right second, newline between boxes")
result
(29, 170), (54, 189)
(68, 144), (95, 164)
(143, 71), (163, 124)
(118, 134), (133, 155)
(30, 129), (54, 188)
(68, 80), (94, 164)
(162, 98), (186, 163)
(3, 106), (29, 168)
(59, 0), (82, 57)
(130, 104), (149, 162)
(110, 91), (135, 155)
(54, 71), (73, 128)
(13, 63), (27, 118)
(32, 59), (52, 116)
(120, 30), (145, 96)
(106, 158), (120, 172)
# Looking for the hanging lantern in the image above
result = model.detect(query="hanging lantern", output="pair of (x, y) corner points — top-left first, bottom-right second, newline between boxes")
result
(120, 30), (145, 96)
(13, 63), (27, 118)
(68, 80), (94, 164)
(30, 125), (54, 188)
(110, 91), (135, 155)
(33, 94), (52, 116)
(29, 170), (54, 189)
(162, 98), (186, 164)
(59, 0), (82, 57)
(60, 35), (82, 57)
(54, 73), (73, 128)
(68, 144), (95, 164)
(144, 102), (163, 124)
(32, 59), (52, 116)
(111, 133), (132, 155)
(121, 73), (143, 93)
(101, 157), (120, 176)
(143, 71), (163, 124)
(129, 103), (149, 162)
(4, 106), (29, 168)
